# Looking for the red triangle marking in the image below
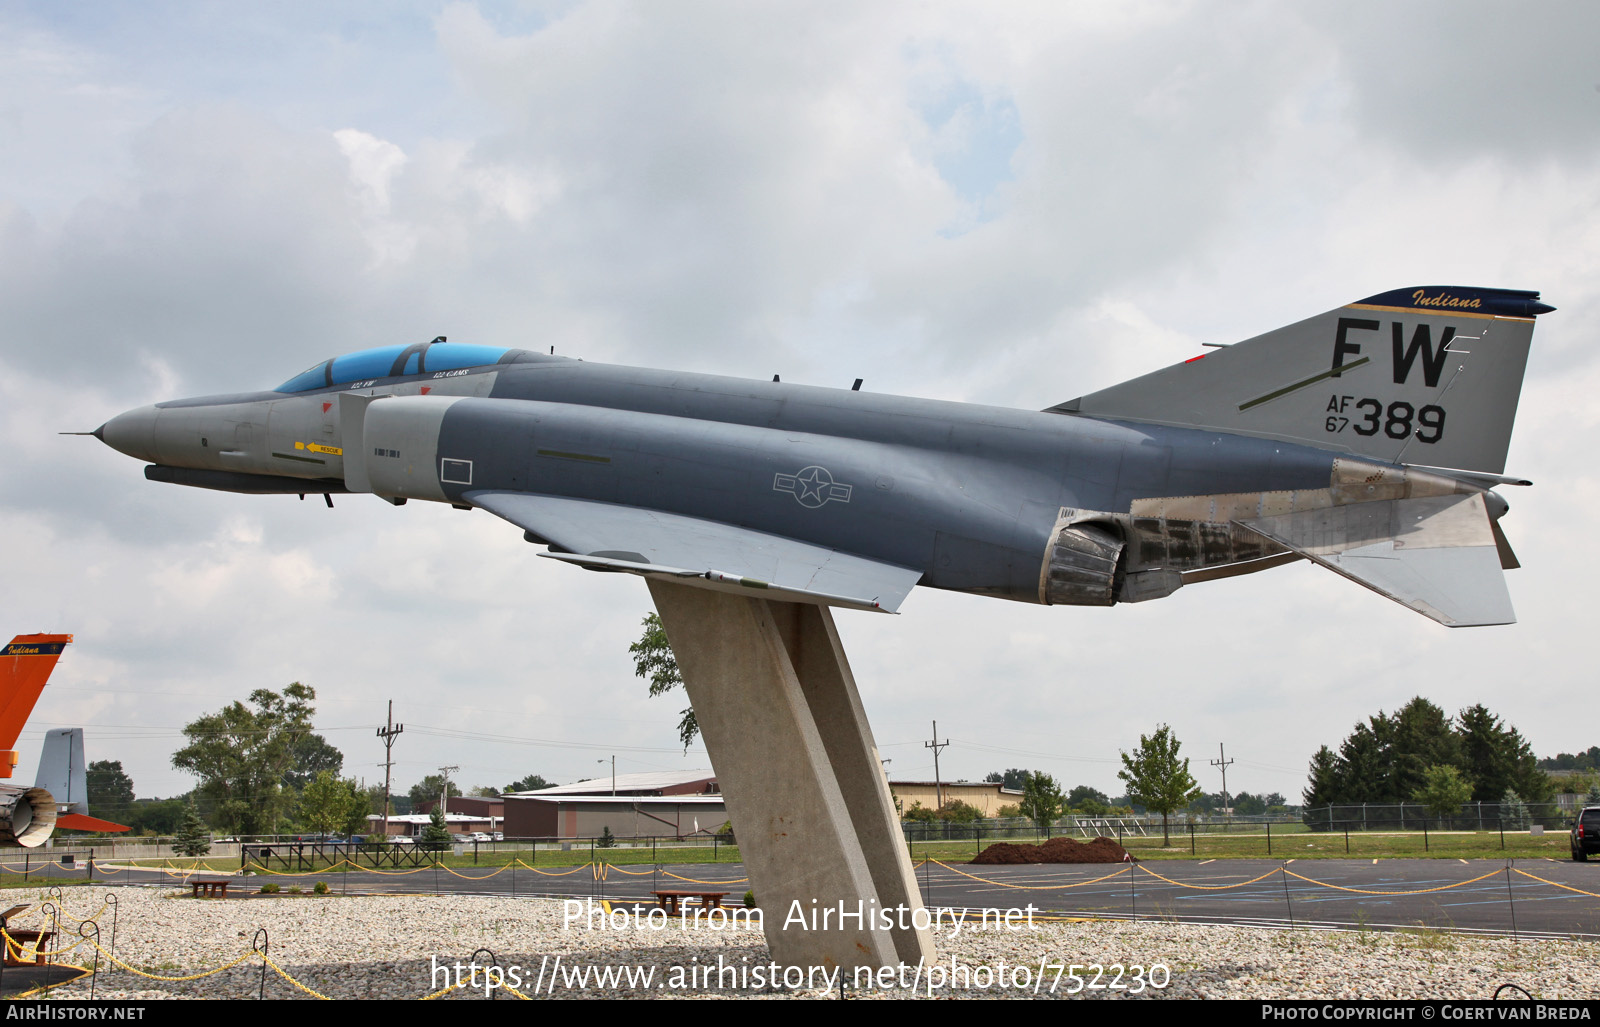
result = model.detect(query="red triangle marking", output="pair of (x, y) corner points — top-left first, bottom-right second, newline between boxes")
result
(322, 402), (332, 413)
(420, 387), (432, 395)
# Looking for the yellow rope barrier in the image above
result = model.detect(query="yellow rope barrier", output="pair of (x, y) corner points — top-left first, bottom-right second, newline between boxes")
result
(515, 860), (591, 876)
(441, 864), (509, 880)
(1282, 867), (1502, 895)
(929, 859), (1130, 890)
(261, 952), (333, 1000)
(84, 935), (256, 982)
(420, 979), (470, 1000)
(1512, 868), (1600, 899)
(1136, 865), (1282, 890)
(658, 870), (750, 885)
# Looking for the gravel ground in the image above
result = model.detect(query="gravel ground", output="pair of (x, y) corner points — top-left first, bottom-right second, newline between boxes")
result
(9, 886), (1599, 1000)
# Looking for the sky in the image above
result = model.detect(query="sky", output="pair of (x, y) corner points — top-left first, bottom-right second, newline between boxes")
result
(2, 1), (1597, 813)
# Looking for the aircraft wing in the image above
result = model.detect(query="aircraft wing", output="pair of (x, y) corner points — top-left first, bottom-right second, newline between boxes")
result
(1235, 492), (1515, 627)
(464, 491), (922, 613)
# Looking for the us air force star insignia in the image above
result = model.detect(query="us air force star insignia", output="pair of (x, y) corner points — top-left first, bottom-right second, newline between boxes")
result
(773, 465), (853, 508)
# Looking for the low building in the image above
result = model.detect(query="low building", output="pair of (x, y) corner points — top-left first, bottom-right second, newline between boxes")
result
(502, 769), (725, 840)
(368, 812), (498, 838)
(889, 781), (1024, 817)
(413, 796), (504, 819)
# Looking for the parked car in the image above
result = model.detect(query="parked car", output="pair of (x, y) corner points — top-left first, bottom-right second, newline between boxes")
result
(1573, 806), (1600, 862)
(470, 832), (492, 843)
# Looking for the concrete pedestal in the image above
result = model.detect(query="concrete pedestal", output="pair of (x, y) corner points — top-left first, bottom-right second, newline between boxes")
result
(647, 580), (935, 972)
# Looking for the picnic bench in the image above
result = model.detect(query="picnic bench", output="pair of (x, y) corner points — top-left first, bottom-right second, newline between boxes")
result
(189, 876), (233, 899)
(652, 890), (728, 916)
(0, 904), (50, 966)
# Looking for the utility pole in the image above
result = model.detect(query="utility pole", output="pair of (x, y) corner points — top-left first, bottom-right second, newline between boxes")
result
(597, 756), (615, 795)
(1211, 743), (1234, 821)
(376, 701), (404, 839)
(925, 721), (949, 810)
(439, 765), (459, 819)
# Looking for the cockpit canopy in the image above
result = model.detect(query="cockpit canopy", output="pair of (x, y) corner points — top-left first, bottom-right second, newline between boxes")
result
(276, 340), (524, 393)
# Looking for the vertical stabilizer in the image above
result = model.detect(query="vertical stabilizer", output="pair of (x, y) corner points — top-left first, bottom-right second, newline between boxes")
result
(1052, 287), (1550, 475)
(0, 634), (72, 776)
(35, 728), (86, 814)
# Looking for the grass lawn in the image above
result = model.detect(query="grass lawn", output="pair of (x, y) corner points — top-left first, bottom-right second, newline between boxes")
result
(103, 827), (1577, 876)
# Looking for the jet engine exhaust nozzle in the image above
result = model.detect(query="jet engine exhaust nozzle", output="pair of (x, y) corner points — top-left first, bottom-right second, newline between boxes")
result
(1041, 523), (1124, 606)
(0, 785), (56, 848)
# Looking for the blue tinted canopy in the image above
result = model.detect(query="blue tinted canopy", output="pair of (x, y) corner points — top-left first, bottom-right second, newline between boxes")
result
(276, 341), (515, 393)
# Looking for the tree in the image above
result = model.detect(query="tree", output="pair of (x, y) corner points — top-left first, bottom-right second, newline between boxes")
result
(173, 800), (211, 857)
(504, 774), (552, 793)
(298, 771), (367, 837)
(1066, 785), (1111, 812)
(1412, 764), (1472, 827)
(282, 734), (344, 791)
(171, 683), (317, 836)
(1500, 789), (1531, 830)
(127, 797), (187, 836)
(937, 800), (982, 824)
(630, 612), (698, 749)
(1306, 701), (1555, 816)
(420, 805), (452, 850)
(988, 769), (1031, 791)
(408, 775), (462, 810)
(1118, 724), (1202, 846)
(1021, 772), (1065, 834)
(1390, 698), (1461, 802)
(1302, 745), (1342, 819)
(85, 761), (135, 825)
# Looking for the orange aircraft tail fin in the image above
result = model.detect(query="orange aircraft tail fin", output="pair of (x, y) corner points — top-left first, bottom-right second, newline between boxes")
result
(0, 635), (72, 775)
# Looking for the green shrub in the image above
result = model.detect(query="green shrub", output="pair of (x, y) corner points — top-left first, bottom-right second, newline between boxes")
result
(259, 883), (280, 894)
(313, 881), (329, 895)
(743, 890), (756, 908)
(287, 885), (303, 895)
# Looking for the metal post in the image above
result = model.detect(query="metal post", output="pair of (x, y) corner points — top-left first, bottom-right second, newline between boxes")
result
(252, 928), (269, 1000)
(1504, 863), (1518, 940)
(1344, 826), (1349, 854)
(1266, 822), (1271, 856)
(1423, 823), (1428, 853)
(1189, 822), (1195, 856)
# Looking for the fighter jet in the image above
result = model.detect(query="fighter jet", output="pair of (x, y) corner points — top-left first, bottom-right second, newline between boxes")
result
(0, 635), (132, 845)
(95, 285), (1548, 627)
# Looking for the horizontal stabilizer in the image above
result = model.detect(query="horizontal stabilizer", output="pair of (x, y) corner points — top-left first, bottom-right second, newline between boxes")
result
(465, 491), (922, 613)
(1237, 492), (1514, 626)
(56, 813), (131, 834)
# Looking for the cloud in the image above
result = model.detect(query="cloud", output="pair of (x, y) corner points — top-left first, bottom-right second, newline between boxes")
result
(2, 3), (1597, 803)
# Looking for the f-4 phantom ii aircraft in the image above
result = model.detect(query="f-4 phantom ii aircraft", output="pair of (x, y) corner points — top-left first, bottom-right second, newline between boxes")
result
(96, 285), (1548, 627)
(0, 635), (131, 846)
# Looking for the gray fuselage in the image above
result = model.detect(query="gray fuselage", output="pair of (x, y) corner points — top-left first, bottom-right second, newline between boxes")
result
(102, 350), (1346, 603)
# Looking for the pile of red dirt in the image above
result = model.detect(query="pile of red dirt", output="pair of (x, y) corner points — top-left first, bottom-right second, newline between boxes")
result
(970, 836), (1135, 865)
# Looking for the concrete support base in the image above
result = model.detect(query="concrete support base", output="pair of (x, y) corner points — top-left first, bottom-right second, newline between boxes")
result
(647, 580), (935, 972)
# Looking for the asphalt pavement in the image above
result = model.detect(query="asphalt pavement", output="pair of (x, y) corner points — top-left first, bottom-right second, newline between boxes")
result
(32, 857), (1600, 939)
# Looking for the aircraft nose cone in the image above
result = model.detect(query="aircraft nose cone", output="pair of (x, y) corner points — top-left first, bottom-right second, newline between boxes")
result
(99, 405), (160, 463)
